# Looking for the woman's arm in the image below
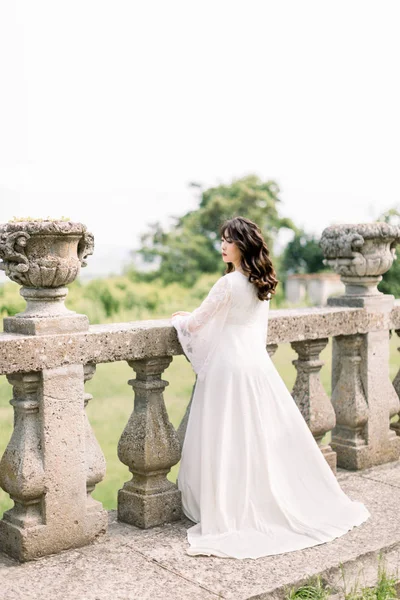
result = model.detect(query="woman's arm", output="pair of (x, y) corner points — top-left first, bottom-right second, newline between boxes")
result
(171, 275), (232, 378)
(171, 275), (231, 333)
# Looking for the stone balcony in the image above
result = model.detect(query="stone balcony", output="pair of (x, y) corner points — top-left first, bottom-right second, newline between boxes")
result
(2, 460), (400, 600)
(1, 220), (400, 599)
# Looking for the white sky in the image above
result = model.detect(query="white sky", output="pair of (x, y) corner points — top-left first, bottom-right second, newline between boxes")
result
(1, 0), (399, 256)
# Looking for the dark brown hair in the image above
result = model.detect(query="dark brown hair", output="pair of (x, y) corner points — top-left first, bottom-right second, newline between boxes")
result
(220, 216), (278, 301)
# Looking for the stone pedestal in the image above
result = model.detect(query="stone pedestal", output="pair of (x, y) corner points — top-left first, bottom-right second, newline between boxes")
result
(118, 357), (182, 528)
(3, 287), (89, 335)
(320, 223), (400, 469)
(0, 220), (105, 561)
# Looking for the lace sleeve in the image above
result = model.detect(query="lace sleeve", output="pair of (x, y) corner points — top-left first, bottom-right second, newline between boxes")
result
(171, 275), (232, 380)
(185, 276), (231, 333)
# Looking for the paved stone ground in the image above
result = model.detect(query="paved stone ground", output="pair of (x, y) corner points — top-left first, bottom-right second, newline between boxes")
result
(2, 461), (400, 600)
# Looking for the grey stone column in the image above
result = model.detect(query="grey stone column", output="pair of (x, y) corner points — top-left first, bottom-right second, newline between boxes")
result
(0, 365), (107, 561)
(330, 334), (370, 469)
(291, 338), (337, 472)
(83, 364), (108, 527)
(320, 223), (400, 469)
(0, 373), (45, 535)
(117, 356), (182, 528)
(0, 220), (106, 561)
(390, 330), (400, 436)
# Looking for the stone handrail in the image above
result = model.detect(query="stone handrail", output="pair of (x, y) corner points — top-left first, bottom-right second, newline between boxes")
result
(1, 220), (400, 563)
(0, 304), (393, 375)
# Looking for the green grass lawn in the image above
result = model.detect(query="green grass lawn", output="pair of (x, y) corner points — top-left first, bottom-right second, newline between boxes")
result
(0, 335), (399, 517)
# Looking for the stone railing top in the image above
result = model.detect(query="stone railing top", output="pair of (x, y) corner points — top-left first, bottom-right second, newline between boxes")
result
(0, 304), (396, 376)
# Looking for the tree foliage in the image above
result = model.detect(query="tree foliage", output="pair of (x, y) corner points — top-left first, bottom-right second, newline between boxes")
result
(136, 174), (296, 286)
(378, 208), (400, 297)
(281, 231), (327, 275)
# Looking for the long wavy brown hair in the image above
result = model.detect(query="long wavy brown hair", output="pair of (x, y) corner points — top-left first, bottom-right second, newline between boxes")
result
(220, 216), (278, 301)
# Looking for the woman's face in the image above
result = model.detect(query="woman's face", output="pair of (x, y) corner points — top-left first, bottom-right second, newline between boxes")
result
(221, 231), (241, 266)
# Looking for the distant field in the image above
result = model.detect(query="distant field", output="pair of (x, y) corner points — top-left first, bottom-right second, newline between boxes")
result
(0, 336), (399, 516)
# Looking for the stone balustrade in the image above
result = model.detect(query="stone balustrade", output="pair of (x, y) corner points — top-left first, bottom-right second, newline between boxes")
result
(0, 220), (400, 562)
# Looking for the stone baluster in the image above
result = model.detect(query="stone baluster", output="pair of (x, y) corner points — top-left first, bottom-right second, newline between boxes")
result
(0, 220), (106, 562)
(390, 329), (400, 436)
(290, 338), (337, 472)
(267, 344), (278, 358)
(118, 356), (182, 528)
(83, 364), (107, 529)
(177, 376), (197, 449)
(330, 334), (369, 469)
(320, 222), (400, 469)
(0, 373), (45, 534)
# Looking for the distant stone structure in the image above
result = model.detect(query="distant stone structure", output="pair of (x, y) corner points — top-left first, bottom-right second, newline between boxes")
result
(0, 219), (400, 563)
(285, 272), (344, 305)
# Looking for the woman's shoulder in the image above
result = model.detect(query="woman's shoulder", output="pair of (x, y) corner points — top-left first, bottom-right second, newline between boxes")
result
(219, 271), (242, 286)
(211, 271), (248, 293)
(223, 271), (250, 284)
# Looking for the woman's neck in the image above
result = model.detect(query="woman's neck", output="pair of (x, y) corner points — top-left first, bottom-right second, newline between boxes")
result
(234, 265), (246, 275)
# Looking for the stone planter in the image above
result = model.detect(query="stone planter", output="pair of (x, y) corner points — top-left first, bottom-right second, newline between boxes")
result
(320, 223), (400, 304)
(0, 220), (94, 334)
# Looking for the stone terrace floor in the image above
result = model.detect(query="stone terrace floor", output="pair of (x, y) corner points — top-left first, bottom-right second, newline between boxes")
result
(2, 461), (400, 600)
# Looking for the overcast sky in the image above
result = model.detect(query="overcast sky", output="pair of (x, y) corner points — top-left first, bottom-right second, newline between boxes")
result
(1, 0), (399, 261)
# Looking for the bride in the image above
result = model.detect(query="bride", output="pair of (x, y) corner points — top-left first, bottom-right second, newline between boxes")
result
(171, 216), (370, 560)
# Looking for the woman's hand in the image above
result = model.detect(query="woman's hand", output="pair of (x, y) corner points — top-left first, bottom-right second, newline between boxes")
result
(171, 311), (191, 317)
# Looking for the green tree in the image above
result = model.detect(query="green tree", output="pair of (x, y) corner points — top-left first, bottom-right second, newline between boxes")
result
(378, 208), (400, 297)
(136, 174), (296, 286)
(281, 231), (327, 275)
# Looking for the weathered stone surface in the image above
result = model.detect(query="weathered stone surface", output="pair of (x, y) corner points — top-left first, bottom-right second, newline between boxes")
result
(331, 334), (370, 469)
(0, 220), (93, 287)
(331, 326), (400, 469)
(390, 329), (400, 437)
(1, 462), (400, 600)
(0, 306), (395, 376)
(0, 364), (107, 561)
(84, 364), (108, 525)
(291, 338), (337, 472)
(0, 220), (93, 335)
(320, 223), (400, 469)
(0, 372), (45, 532)
(3, 313), (89, 335)
(331, 324), (400, 469)
(388, 300), (400, 328)
(320, 222), (400, 299)
(0, 522), (215, 599)
(118, 357), (182, 528)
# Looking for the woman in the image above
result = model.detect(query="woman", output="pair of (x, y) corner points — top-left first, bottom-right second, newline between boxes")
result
(171, 216), (370, 560)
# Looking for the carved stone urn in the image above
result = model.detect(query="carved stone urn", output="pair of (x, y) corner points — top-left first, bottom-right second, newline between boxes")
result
(320, 223), (400, 306)
(0, 220), (94, 334)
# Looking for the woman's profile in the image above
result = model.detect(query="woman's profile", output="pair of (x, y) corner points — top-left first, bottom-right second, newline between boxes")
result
(171, 215), (370, 559)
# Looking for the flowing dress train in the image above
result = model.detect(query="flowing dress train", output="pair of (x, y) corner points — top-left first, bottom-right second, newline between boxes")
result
(171, 270), (370, 559)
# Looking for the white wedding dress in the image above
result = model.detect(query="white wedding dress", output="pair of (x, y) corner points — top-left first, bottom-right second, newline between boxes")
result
(171, 270), (371, 559)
